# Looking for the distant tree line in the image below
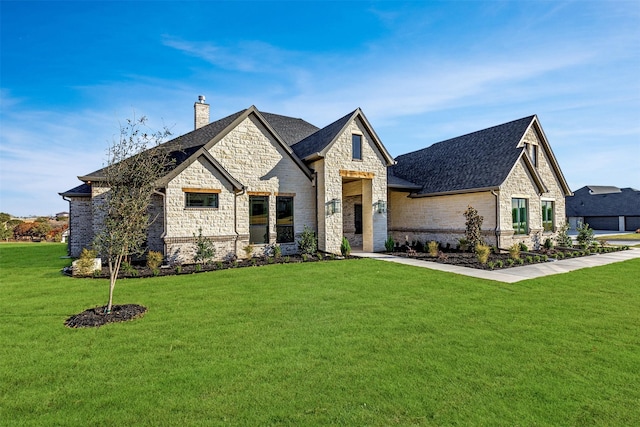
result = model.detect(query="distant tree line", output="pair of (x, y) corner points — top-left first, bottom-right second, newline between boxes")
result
(0, 212), (68, 242)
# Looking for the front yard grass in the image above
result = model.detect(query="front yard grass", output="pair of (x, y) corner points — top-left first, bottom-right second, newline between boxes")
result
(1, 243), (639, 426)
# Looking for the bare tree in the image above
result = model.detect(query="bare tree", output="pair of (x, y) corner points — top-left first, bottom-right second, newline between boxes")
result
(93, 116), (172, 313)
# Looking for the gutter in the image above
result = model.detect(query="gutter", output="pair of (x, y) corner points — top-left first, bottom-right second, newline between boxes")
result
(491, 190), (500, 247)
(234, 186), (247, 258)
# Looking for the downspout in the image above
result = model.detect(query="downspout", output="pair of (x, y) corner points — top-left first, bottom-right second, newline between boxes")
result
(491, 190), (500, 248)
(234, 186), (246, 259)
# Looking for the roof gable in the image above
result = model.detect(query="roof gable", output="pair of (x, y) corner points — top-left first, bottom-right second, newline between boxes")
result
(291, 108), (394, 165)
(392, 116), (536, 196)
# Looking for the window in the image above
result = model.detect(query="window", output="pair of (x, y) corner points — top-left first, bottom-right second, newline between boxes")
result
(249, 196), (269, 244)
(542, 200), (554, 232)
(185, 192), (218, 208)
(352, 134), (362, 160)
(276, 196), (294, 243)
(354, 204), (363, 234)
(528, 143), (537, 167)
(512, 198), (528, 235)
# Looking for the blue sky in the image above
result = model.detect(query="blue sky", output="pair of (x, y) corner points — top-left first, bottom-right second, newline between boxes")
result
(1, 0), (639, 217)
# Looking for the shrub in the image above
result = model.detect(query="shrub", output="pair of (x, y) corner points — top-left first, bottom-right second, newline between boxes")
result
(519, 242), (528, 252)
(506, 258), (515, 266)
(576, 222), (595, 249)
(556, 223), (573, 247)
(194, 228), (216, 265)
(273, 244), (282, 258)
(525, 256), (533, 264)
(533, 255), (541, 263)
(463, 205), (484, 250)
(75, 248), (99, 276)
(284, 256), (290, 263)
(340, 237), (351, 257)
(301, 254), (308, 262)
(297, 226), (317, 256)
(427, 241), (439, 257)
(572, 251), (580, 257)
(175, 265), (182, 274)
(317, 252), (324, 260)
(146, 251), (163, 270)
(517, 258), (525, 265)
(556, 252), (564, 259)
(243, 244), (254, 259)
(487, 261), (495, 270)
(122, 262), (138, 277)
(542, 255), (548, 262)
(475, 243), (491, 264)
(496, 260), (504, 268)
(458, 238), (469, 252)
(508, 243), (520, 260)
(384, 236), (395, 252)
(543, 238), (553, 250)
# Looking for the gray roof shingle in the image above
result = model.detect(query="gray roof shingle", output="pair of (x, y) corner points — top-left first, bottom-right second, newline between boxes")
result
(290, 110), (355, 160)
(391, 115), (536, 195)
(566, 186), (640, 216)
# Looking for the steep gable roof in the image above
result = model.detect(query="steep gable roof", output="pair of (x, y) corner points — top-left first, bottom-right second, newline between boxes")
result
(391, 115), (558, 196)
(566, 186), (640, 216)
(290, 108), (394, 166)
(76, 107), (318, 188)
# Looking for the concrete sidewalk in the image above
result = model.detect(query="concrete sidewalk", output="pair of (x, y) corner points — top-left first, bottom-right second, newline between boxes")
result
(353, 248), (640, 283)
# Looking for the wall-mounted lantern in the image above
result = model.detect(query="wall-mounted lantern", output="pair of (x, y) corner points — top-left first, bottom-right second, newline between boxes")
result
(374, 200), (387, 214)
(326, 198), (341, 215)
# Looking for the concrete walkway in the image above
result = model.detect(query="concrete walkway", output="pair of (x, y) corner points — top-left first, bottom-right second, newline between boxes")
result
(353, 248), (640, 283)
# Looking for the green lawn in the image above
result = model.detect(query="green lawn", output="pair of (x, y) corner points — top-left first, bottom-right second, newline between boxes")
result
(1, 243), (639, 426)
(597, 232), (640, 240)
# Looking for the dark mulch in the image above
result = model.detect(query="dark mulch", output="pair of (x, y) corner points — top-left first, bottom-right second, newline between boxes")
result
(65, 304), (147, 328)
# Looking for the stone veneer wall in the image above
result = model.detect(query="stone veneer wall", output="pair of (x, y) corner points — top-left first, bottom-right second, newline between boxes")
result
(164, 114), (316, 263)
(67, 196), (93, 257)
(343, 195), (363, 249)
(388, 190), (497, 248)
(499, 127), (567, 250)
(318, 117), (388, 253)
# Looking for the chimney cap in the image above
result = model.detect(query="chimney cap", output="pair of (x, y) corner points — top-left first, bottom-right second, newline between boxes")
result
(197, 95), (206, 104)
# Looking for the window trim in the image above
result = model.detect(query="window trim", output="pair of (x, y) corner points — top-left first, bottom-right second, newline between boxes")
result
(184, 188), (220, 209)
(512, 198), (529, 235)
(276, 196), (294, 244)
(541, 200), (554, 232)
(249, 195), (269, 245)
(352, 134), (363, 161)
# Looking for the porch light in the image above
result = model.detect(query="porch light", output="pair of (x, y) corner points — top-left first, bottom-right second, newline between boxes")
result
(375, 200), (387, 214)
(326, 198), (341, 215)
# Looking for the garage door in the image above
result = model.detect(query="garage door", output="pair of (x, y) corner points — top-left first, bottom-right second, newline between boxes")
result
(626, 216), (640, 231)
(584, 216), (618, 231)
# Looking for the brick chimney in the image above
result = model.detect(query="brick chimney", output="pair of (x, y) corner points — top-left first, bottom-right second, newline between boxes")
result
(194, 95), (209, 130)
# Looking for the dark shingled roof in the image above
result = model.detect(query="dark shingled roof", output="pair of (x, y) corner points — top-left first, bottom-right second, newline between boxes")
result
(76, 108), (319, 182)
(391, 115), (536, 195)
(290, 110), (355, 160)
(566, 186), (640, 216)
(261, 112), (319, 146)
(59, 183), (91, 197)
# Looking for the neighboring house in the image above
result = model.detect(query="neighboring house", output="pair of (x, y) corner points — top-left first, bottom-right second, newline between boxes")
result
(388, 115), (572, 249)
(60, 98), (571, 261)
(566, 186), (640, 231)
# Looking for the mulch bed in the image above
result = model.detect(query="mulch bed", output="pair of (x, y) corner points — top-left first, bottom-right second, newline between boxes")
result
(65, 304), (147, 328)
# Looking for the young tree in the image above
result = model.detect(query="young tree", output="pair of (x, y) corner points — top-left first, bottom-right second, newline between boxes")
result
(93, 116), (172, 313)
(463, 205), (484, 250)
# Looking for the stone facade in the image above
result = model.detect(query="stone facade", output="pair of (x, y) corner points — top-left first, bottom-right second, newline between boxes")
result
(164, 115), (316, 263)
(314, 117), (388, 253)
(67, 197), (92, 257)
(387, 123), (568, 251)
(388, 190), (497, 248)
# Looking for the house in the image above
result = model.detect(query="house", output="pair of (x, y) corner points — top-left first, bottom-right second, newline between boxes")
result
(60, 97), (571, 261)
(388, 115), (572, 249)
(566, 186), (640, 231)
(61, 98), (393, 261)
